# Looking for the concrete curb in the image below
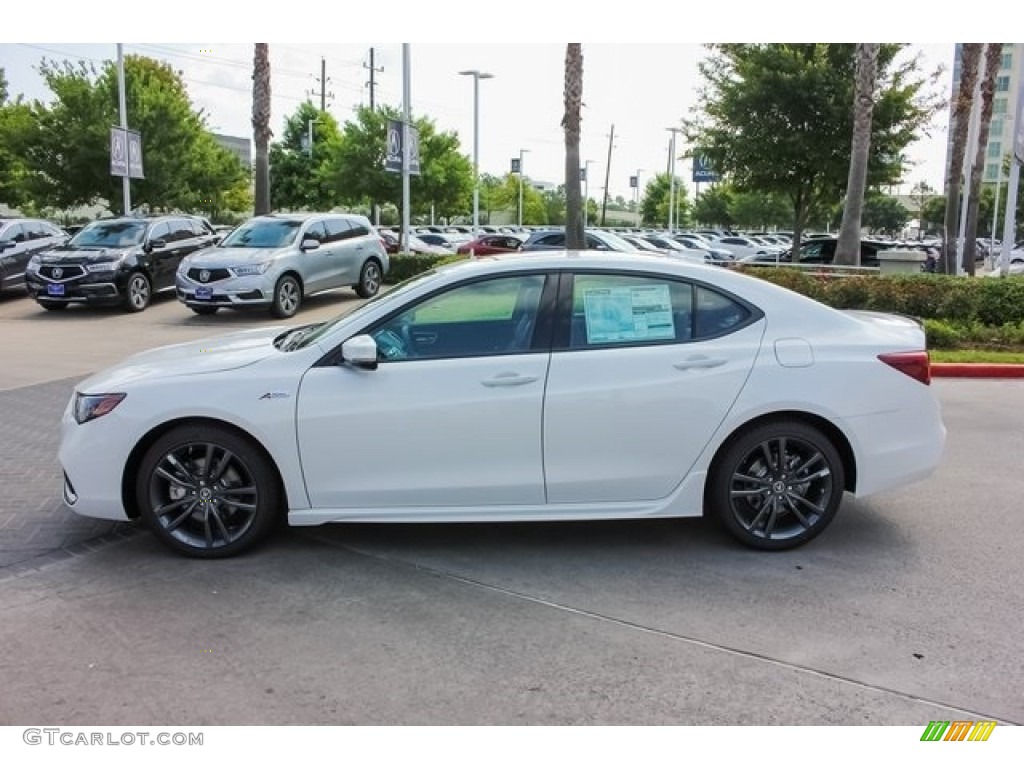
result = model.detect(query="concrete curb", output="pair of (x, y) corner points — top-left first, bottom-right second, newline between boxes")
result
(931, 363), (1024, 378)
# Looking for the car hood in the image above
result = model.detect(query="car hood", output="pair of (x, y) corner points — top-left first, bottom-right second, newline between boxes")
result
(39, 246), (135, 263)
(75, 326), (288, 392)
(185, 246), (285, 266)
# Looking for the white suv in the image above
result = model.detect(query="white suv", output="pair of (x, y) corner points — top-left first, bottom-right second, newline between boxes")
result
(175, 213), (388, 318)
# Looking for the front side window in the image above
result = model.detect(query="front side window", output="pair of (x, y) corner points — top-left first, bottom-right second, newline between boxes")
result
(220, 218), (302, 248)
(370, 274), (547, 361)
(71, 221), (146, 248)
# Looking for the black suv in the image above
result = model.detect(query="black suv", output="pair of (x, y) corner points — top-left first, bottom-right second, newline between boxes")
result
(0, 218), (69, 291)
(798, 236), (889, 268)
(26, 215), (217, 312)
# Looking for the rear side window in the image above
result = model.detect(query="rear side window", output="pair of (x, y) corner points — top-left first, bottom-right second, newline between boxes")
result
(566, 274), (756, 349)
(324, 218), (354, 242)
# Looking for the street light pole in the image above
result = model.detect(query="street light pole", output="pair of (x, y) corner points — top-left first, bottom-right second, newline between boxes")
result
(666, 128), (683, 231)
(634, 168), (644, 227)
(459, 70), (494, 232)
(517, 148), (530, 227)
(582, 159), (594, 229)
(117, 43), (130, 215)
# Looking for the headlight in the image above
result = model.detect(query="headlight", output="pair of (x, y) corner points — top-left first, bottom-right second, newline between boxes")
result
(230, 262), (271, 277)
(27, 255), (41, 272)
(86, 260), (121, 273)
(73, 393), (126, 424)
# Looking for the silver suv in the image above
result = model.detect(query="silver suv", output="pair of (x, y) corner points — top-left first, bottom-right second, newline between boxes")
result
(175, 213), (388, 318)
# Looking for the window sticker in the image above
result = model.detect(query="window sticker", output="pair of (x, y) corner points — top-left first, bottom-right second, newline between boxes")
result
(582, 284), (675, 344)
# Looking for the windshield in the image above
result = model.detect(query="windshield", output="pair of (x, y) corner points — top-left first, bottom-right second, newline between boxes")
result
(596, 231), (637, 252)
(288, 269), (442, 351)
(70, 221), (146, 248)
(220, 219), (301, 248)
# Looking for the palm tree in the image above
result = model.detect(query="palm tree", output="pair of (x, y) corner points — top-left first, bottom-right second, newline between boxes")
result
(942, 44), (983, 274)
(252, 44), (272, 215)
(962, 43), (1004, 276)
(835, 43), (880, 266)
(562, 44), (584, 250)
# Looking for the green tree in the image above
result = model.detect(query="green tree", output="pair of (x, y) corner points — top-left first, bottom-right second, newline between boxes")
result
(942, 44), (982, 273)
(688, 44), (941, 258)
(640, 173), (690, 228)
(836, 43), (880, 265)
(862, 192), (909, 234)
(920, 194), (946, 235)
(0, 83), (34, 209)
(730, 190), (790, 229)
(252, 44), (271, 215)
(542, 186), (566, 225)
(692, 184), (734, 228)
(270, 102), (342, 211)
(563, 44), (584, 248)
(19, 56), (247, 214)
(963, 44), (1003, 275)
(330, 106), (473, 220)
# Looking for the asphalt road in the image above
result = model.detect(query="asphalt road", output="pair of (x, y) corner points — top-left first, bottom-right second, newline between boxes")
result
(0, 284), (1021, 726)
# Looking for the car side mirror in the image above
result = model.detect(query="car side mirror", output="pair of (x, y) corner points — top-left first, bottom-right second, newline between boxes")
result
(147, 238), (166, 252)
(342, 334), (379, 371)
(300, 238), (320, 251)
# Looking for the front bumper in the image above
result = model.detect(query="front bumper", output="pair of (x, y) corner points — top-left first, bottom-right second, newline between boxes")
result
(27, 271), (126, 305)
(176, 272), (271, 308)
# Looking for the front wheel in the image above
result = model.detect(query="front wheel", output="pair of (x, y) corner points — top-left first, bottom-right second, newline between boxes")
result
(708, 420), (845, 551)
(124, 271), (152, 312)
(136, 425), (283, 558)
(354, 259), (383, 299)
(270, 274), (301, 318)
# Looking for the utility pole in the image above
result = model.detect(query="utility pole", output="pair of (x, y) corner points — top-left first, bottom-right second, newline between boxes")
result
(312, 57), (333, 111)
(517, 149), (530, 227)
(601, 124), (615, 226)
(364, 48), (383, 110)
(365, 48), (384, 225)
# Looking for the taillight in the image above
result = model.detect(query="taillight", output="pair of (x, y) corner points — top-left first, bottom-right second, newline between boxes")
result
(878, 351), (931, 385)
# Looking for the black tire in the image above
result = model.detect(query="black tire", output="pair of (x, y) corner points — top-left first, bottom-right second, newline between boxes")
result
(136, 424), (283, 558)
(270, 274), (301, 318)
(123, 271), (152, 313)
(708, 420), (845, 551)
(39, 301), (68, 311)
(354, 259), (383, 299)
(190, 305), (219, 316)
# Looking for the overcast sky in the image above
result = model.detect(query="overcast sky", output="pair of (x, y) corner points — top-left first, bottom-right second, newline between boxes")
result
(1, 6), (980, 206)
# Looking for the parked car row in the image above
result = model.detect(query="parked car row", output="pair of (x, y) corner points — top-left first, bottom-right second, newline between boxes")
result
(14, 212), (389, 319)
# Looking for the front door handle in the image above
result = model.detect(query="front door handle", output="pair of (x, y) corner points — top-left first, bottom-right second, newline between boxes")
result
(481, 372), (539, 387)
(674, 356), (727, 371)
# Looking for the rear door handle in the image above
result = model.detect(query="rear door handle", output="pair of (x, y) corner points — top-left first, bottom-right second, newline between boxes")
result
(674, 356), (727, 371)
(481, 372), (539, 387)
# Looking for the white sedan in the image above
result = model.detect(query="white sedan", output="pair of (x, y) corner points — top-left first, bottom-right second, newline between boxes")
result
(60, 252), (946, 557)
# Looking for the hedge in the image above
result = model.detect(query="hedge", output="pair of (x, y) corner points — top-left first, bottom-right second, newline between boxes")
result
(385, 253), (468, 283)
(737, 268), (1024, 327)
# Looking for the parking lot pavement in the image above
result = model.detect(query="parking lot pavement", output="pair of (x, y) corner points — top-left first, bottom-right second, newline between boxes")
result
(0, 286), (365, 572)
(0, 287), (1021, 725)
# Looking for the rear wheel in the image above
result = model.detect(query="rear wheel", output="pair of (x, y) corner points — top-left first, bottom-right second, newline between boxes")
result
(124, 271), (152, 313)
(708, 420), (845, 550)
(136, 424), (283, 558)
(270, 274), (301, 318)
